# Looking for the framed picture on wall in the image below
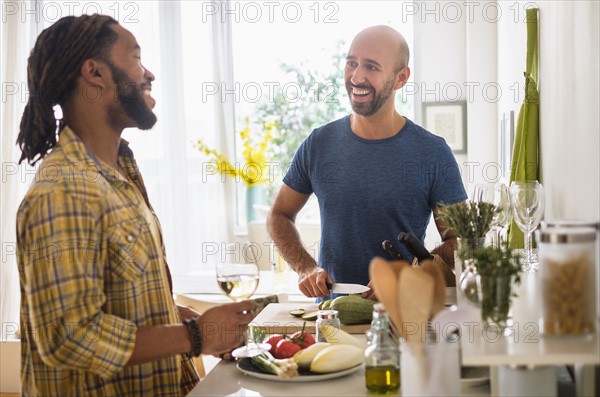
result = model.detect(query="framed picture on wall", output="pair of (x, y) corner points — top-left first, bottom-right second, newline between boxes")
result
(422, 101), (467, 154)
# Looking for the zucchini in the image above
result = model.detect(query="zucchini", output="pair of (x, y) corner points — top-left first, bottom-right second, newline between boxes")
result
(330, 295), (375, 325)
(289, 309), (306, 318)
(301, 311), (320, 321)
(318, 299), (332, 310)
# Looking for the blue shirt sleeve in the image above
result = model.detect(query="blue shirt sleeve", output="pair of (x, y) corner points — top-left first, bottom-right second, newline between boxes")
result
(429, 143), (467, 208)
(283, 135), (314, 195)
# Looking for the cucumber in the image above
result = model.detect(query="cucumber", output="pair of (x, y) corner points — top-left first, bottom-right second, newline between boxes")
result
(330, 295), (375, 325)
(301, 311), (320, 321)
(289, 309), (306, 318)
(320, 299), (332, 310)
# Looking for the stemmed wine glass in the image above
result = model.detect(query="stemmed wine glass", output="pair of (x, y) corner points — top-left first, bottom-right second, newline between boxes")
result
(492, 183), (511, 247)
(215, 243), (267, 358)
(510, 181), (545, 272)
(216, 243), (260, 302)
(471, 183), (512, 247)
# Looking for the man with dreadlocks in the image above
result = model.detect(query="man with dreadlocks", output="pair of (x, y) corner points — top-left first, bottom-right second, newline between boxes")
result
(15, 14), (254, 396)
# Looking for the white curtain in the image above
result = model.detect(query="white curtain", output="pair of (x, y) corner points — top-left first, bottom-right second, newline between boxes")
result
(210, 3), (237, 240)
(539, 1), (600, 222)
(0, 1), (236, 337)
(0, 1), (44, 340)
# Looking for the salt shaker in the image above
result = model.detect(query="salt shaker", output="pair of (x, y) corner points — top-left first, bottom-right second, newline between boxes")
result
(315, 310), (340, 342)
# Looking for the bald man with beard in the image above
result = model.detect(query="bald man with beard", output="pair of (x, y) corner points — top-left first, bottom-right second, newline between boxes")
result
(267, 26), (467, 301)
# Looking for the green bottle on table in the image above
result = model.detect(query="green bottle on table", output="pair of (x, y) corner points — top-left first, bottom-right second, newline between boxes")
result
(365, 303), (400, 394)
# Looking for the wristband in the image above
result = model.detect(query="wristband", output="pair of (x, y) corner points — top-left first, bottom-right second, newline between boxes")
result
(184, 317), (202, 358)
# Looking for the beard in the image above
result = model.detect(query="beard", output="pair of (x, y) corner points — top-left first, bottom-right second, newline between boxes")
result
(107, 62), (157, 130)
(346, 73), (397, 117)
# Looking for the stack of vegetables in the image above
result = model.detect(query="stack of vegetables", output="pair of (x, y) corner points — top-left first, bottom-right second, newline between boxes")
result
(249, 324), (365, 379)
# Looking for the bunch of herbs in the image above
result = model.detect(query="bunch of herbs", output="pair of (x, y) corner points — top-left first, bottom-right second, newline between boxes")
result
(471, 243), (522, 328)
(436, 201), (500, 242)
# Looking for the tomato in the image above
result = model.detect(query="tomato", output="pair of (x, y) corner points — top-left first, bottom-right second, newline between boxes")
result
(274, 339), (302, 359)
(290, 331), (316, 349)
(265, 334), (284, 355)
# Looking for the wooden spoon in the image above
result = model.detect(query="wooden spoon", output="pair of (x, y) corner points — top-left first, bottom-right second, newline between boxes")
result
(371, 256), (446, 342)
(419, 257), (446, 318)
(369, 257), (409, 333)
(397, 267), (435, 343)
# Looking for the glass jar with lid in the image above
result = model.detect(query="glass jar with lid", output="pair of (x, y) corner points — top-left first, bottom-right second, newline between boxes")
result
(538, 226), (597, 336)
(315, 310), (340, 343)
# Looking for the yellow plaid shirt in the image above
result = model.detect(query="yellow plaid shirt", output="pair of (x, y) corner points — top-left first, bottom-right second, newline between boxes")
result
(16, 127), (199, 396)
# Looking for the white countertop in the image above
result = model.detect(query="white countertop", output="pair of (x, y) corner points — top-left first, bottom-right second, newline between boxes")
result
(461, 322), (600, 367)
(458, 272), (600, 367)
(190, 350), (490, 397)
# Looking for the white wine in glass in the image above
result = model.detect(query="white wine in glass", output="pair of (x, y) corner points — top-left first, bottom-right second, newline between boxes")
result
(216, 263), (259, 302)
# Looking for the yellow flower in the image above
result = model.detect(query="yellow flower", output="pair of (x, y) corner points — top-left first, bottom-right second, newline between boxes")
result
(195, 119), (275, 187)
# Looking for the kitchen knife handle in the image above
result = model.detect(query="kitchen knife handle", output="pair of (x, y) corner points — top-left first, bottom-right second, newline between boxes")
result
(398, 232), (434, 261)
(382, 240), (405, 261)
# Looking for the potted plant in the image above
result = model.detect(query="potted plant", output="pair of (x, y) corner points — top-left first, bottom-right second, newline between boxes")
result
(470, 243), (522, 334)
(435, 200), (502, 305)
(436, 200), (500, 256)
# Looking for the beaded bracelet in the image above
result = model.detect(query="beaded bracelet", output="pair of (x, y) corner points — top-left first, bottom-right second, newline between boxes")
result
(184, 317), (202, 358)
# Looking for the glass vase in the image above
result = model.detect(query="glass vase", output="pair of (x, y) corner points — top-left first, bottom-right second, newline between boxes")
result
(459, 259), (481, 306)
(246, 185), (265, 223)
(455, 238), (486, 307)
(477, 275), (514, 335)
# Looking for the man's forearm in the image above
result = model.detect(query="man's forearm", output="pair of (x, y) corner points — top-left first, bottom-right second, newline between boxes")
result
(431, 238), (457, 271)
(178, 304), (201, 319)
(126, 324), (191, 366)
(267, 212), (317, 275)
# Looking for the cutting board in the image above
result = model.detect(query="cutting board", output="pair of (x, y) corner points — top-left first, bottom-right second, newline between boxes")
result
(251, 303), (371, 335)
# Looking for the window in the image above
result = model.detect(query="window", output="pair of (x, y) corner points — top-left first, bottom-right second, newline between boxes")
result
(2, 1), (414, 300)
(230, 1), (414, 228)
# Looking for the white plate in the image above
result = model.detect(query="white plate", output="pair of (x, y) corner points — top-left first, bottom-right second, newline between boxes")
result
(460, 366), (490, 387)
(237, 358), (363, 382)
(231, 343), (272, 359)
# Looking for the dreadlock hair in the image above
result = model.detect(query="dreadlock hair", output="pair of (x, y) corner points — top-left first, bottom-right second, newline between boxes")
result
(17, 14), (118, 165)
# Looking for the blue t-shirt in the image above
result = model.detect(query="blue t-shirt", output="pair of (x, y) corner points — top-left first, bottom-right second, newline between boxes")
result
(283, 116), (467, 286)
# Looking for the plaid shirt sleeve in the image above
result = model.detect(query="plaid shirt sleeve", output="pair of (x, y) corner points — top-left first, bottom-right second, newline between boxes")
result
(18, 189), (137, 378)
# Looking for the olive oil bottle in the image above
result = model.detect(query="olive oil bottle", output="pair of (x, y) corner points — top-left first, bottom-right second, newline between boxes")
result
(364, 304), (400, 394)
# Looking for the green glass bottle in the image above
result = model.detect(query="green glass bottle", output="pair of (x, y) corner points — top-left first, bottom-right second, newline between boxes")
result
(364, 303), (400, 394)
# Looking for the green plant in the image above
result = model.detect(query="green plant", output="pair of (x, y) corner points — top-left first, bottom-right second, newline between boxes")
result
(436, 201), (500, 243)
(254, 42), (347, 201)
(470, 244), (522, 280)
(470, 244), (522, 328)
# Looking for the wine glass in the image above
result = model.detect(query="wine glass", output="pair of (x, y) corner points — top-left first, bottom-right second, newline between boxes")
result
(216, 243), (260, 302)
(216, 243), (268, 358)
(510, 181), (545, 272)
(471, 183), (511, 247)
(493, 183), (511, 246)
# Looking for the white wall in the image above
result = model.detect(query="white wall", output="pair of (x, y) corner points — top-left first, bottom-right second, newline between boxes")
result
(538, 1), (600, 222)
(413, 2), (468, 248)
(466, 0), (499, 187)
(492, 0), (600, 223)
(416, 0), (600, 250)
